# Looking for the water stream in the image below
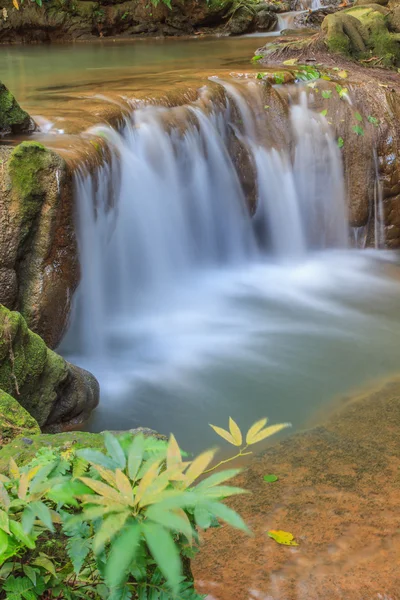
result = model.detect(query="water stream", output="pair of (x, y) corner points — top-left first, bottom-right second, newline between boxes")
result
(61, 80), (400, 454)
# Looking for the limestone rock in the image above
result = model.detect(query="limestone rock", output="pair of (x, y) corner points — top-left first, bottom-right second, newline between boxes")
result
(0, 305), (99, 432)
(0, 389), (40, 447)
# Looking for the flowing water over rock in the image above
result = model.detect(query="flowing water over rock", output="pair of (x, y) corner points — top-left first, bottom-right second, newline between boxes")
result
(62, 80), (400, 453)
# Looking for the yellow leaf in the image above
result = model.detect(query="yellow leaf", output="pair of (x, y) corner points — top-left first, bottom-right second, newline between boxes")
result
(115, 469), (133, 504)
(282, 58), (297, 66)
(209, 424), (236, 445)
(249, 423), (291, 444)
(79, 477), (126, 504)
(246, 418), (268, 445)
(0, 474), (10, 484)
(338, 70), (348, 79)
(18, 472), (29, 501)
(12, 0), (19, 10)
(92, 465), (117, 488)
(268, 530), (299, 546)
(184, 449), (217, 487)
(228, 418), (242, 446)
(134, 459), (162, 507)
(27, 466), (41, 482)
(9, 458), (20, 480)
(0, 482), (10, 510)
(167, 434), (182, 472)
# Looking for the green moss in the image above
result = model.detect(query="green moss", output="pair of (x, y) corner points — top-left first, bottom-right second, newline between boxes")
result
(0, 431), (106, 473)
(0, 305), (67, 426)
(0, 389), (40, 447)
(326, 32), (352, 54)
(0, 82), (31, 134)
(9, 142), (53, 243)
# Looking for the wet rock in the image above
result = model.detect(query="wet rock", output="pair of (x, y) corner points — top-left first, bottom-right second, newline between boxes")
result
(193, 378), (400, 599)
(227, 6), (255, 33)
(294, 5), (337, 27)
(0, 305), (99, 432)
(254, 5), (278, 30)
(0, 142), (78, 348)
(0, 80), (35, 136)
(0, 389), (40, 447)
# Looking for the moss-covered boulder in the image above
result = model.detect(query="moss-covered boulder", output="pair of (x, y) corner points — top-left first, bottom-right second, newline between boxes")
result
(0, 304), (99, 432)
(0, 389), (40, 447)
(0, 81), (35, 136)
(321, 4), (400, 66)
(0, 141), (79, 349)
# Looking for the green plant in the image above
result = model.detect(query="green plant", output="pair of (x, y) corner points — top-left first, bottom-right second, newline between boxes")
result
(0, 432), (248, 599)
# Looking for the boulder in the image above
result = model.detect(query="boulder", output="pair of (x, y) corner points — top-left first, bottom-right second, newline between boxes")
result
(0, 389), (40, 447)
(254, 6), (278, 30)
(0, 305), (99, 432)
(0, 80), (35, 136)
(227, 6), (255, 33)
(0, 141), (78, 348)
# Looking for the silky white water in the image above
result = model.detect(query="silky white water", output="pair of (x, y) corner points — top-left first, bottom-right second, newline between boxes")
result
(63, 81), (400, 453)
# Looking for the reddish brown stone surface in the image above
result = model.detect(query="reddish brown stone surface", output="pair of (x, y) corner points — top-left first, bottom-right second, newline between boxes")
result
(193, 380), (400, 600)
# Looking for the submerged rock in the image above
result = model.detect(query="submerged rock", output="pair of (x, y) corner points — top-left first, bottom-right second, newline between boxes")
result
(0, 80), (35, 136)
(0, 389), (40, 446)
(193, 378), (400, 599)
(0, 305), (99, 432)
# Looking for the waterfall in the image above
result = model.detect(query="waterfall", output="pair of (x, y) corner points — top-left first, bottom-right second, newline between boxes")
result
(61, 80), (356, 437)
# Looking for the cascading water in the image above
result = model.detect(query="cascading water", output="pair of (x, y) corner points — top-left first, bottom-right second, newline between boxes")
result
(63, 80), (400, 453)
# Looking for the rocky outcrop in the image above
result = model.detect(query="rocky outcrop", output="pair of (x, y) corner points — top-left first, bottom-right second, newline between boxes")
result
(0, 0), (278, 41)
(0, 80), (35, 136)
(0, 389), (40, 446)
(0, 141), (78, 348)
(0, 304), (99, 432)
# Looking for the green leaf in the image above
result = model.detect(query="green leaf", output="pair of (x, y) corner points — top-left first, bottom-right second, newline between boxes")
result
(205, 501), (250, 534)
(352, 125), (364, 136)
(30, 501), (54, 532)
(194, 506), (212, 530)
(252, 55), (263, 62)
(263, 474), (278, 483)
(0, 562), (13, 579)
(21, 507), (36, 535)
(256, 72), (265, 80)
(320, 109), (327, 117)
(367, 115), (379, 126)
(0, 509), (10, 533)
(195, 469), (242, 490)
(9, 520), (35, 549)
(143, 523), (181, 591)
(77, 449), (118, 470)
(354, 112), (363, 122)
(109, 587), (133, 600)
(93, 511), (130, 554)
(104, 433), (126, 469)
(321, 90), (332, 99)
(47, 480), (94, 506)
(32, 555), (57, 577)
(0, 529), (9, 555)
(22, 565), (37, 586)
(146, 506), (193, 540)
(106, 522), (141, 588)
(337, 137), (344, 148)
(127, 434), (145, 481)
(67, 535), (91, 575)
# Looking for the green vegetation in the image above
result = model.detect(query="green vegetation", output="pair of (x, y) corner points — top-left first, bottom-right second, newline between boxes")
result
(0, 391), (40, 447)
(0, 416), (290, 598)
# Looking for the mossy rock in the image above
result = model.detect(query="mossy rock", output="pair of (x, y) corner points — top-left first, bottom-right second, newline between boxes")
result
(0, 304), (99, 431)
(0, 81), (34, 136)
(0, 389), (40, 447)
(321, 4), (400, 66)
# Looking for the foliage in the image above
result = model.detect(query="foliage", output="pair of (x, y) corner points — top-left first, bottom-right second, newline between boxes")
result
(267, 530), (298, 546)
(0, 430), (252, 599)
(208, 416), (290, 472)
(293, 66), (320, 82)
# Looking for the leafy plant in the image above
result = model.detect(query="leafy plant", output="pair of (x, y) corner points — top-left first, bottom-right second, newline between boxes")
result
(208, 417), (290, 472)
(352, 125), (364, 136)
(294, 65), (320, 82)
(0, 431), (250, 599)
